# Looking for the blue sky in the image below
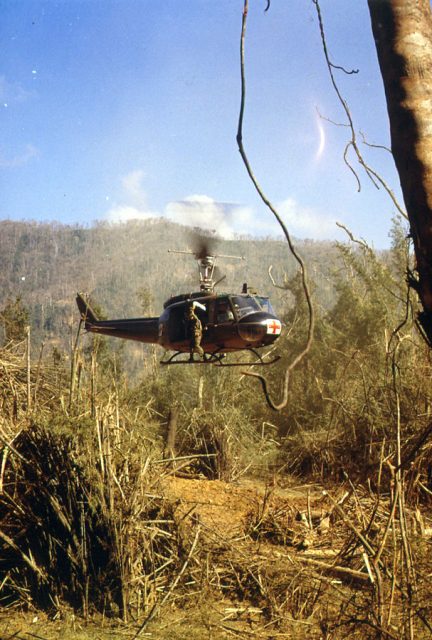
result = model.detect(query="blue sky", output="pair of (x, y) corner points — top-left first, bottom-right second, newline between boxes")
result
(0, 0), (405, 247)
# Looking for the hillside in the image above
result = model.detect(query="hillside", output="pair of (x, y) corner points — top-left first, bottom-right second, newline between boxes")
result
(0, 217), (341, 352)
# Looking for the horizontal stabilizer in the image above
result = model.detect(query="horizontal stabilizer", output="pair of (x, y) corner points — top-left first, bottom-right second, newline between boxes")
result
(76, 293), (98, 324)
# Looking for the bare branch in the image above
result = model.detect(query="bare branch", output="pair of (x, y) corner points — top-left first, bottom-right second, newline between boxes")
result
(316, 106), (350, 128)
(343, 142), (362, 192)
(335, 222), (369, 249)
(268, 265), (288, 290)
(330, 62), (359, 75)
(360, 131), (392, 154)
(237, 1), (314, 411)
(336, 221), (408, 306)
(313, 0), (408, 220)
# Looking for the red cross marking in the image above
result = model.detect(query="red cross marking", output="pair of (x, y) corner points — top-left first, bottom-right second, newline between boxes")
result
(267, 320), (281, 334)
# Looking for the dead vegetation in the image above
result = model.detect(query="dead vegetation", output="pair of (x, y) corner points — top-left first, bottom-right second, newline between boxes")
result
(1, 334), (432, 639)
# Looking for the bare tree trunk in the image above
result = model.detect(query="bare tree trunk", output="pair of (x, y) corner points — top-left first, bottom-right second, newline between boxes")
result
(368, 0), (432, 341)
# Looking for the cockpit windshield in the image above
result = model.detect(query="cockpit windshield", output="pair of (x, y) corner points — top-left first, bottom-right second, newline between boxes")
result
(230, 295), (262, 319)
(256, 296), (275, 315)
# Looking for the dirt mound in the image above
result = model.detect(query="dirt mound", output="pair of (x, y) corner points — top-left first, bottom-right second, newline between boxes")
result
(163, 475), (329, 542)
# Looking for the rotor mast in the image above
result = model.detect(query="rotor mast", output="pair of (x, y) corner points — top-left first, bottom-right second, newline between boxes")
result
(168, 249), (245, 292)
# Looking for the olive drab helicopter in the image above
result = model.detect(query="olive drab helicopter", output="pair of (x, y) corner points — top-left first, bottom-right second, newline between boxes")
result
(76, 243), (283, 366)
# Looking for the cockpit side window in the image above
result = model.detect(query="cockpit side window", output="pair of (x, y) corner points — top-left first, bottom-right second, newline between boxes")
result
(215, 297), (234, 324)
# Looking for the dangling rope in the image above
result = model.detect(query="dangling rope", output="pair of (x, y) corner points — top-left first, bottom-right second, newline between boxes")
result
(236, 0), (315, 411)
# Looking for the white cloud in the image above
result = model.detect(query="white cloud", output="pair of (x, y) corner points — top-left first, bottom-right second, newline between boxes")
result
(105, 170), (158, 222)
(276, 197), (339, 240)
(164, 195), (262, 239)
(237, 208), (281, 237)
(121, 169), (148, 207)
(105, 204), (156, 223)
(165, 195), (238, 239)
(165, 195), (341, 241)
(105, 171), (340, 241)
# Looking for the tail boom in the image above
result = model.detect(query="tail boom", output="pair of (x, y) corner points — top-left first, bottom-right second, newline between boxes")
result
(76, 293), (159, 344)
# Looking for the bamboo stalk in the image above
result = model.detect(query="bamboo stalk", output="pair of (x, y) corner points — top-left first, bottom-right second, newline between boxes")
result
(33, 341), (45, 407)
(297, 556), (370, 583)
(26, 325), (31, 413)
(134, 526), (201, 637)
(69, 319), (82, 411)
(0, 528), (47, 581)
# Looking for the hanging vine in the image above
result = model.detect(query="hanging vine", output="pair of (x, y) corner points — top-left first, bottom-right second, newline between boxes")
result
(236, 0), (314, 411)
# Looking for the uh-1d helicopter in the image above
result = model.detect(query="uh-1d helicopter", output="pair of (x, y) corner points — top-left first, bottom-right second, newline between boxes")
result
(76, 243), (283, 366)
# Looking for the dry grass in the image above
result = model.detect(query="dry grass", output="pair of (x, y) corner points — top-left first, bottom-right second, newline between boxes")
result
(1, 342), (432, 639)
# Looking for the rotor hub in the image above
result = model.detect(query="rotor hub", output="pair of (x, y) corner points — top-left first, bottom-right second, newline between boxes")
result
(198, 255), (216, 291)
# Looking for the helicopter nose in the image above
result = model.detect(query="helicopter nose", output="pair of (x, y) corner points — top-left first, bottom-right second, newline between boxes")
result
(238, 314), (282, 344)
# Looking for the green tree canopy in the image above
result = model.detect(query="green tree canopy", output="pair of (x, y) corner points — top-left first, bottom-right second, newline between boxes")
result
(0, 296), (29, 343)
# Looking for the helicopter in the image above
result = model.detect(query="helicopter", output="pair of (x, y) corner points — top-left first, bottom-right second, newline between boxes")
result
(76, 242), (283, 366)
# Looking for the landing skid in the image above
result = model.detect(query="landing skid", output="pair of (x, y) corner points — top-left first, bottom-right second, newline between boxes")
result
(160, 348), (280, 367)
(160, 352), (220, 366)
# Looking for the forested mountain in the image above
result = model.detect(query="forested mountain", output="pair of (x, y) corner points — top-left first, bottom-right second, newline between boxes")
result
(0, 217), (342, 353)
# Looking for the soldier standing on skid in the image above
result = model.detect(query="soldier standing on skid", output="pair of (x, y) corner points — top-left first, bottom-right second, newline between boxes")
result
(186, 302), (204, 361)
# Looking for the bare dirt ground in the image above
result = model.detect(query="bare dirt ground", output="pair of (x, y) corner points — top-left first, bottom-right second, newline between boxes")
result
(0, 475), (333, 639)
(162, 475), (324, 536)
(2, 474), (427, 639)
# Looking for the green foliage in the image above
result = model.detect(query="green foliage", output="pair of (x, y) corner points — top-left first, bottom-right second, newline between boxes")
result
(257, 222), (432, 481)
(136, 286), (154, 315)
(0, 296), (29, 343)
(388, 214), (411, 283)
